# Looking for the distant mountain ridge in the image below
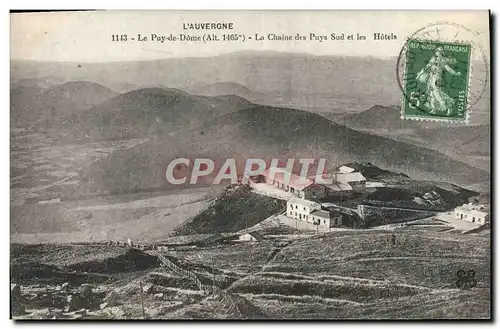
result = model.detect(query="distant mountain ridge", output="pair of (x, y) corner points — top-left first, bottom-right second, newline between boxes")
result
(62, 87), (253, 141)
(342, 104), (490, 157)
(41, 81), (118, 110)
(420, 125), (491, 156)
(11, 81), (118, 127)
(11, 77), (64, 90)
(10, 53), (401, 110)
(343, 105), (439, 130)
(187, 81), (259, 98)
(9, 79), (489, 193)
(11, 52), (489, 123)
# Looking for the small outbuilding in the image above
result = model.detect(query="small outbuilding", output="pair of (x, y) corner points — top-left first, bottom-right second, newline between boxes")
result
(311, 209), (343, 228)
(337, 165), (356, 174)
(454, 203), (490, 225)
(238, 232), (265, 242)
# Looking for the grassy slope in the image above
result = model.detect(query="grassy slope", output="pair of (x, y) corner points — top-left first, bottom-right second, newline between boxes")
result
(172, 185), (285, 236)
(241, 229), (489, 319)
(164, 226), (490, 319)
(11, 81), (118, 127)
(344, 106), (490, 157)
(417, 125), (491, 156)
(62, 88), (253, 141)
(266, 230), (489, 285)
(11, 244), (158, 271)
(10, 225), (491, 319)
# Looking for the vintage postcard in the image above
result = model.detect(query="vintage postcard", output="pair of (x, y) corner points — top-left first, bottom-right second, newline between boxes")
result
(10, 10), (491, 320)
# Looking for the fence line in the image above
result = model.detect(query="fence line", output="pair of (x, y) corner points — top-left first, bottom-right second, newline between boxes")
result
(151, 249), (242, 317)
(62, 239), (243, 317)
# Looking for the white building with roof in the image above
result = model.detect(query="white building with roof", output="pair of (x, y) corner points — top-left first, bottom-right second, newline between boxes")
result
(315, 171), (366, 197)
(454, 203), (490, 225)
(311, 209), (342, 228)
(322, 180), (353, 197)
(264, 168), (325, 199)
(238, 232), (265, 242)
(286, 198), (321, 222)
(336, 172), (366, 193)
(337, 165), (356, 174)
(259, 165), (366, 200)
(311, 166), (367, 196)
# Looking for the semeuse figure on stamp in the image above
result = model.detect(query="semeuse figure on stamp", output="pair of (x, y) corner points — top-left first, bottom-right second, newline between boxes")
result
(416, 47), (462, 116)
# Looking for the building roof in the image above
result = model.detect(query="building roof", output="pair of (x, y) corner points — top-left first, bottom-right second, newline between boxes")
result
(264, 168), (313, 190)
(338, 165), (355, 174)
(287, 197), (321, 208)
(311, 209), (330, 219)
(335, 172), (366, 183)
(465, 202), (490, 212)
(323, 181), (353, 191)
(455, 205), (489, 218)
(307, 173), (333, 184)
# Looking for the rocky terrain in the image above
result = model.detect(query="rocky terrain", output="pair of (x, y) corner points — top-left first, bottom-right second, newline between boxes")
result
(11, 222), (490, 319)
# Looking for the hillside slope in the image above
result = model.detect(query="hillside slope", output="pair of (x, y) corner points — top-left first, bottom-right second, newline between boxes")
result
(416, 125), (490, 156)
(11, 77), (65, 90)
(11, 86), (45, 127)
(200, 106), (489, 183)
(78, 105), (489, 195)
(41, 81), (118, 111)
(11, 81), (118, 127)
(63, 87), (253, 141)
(188, 82), (258, 99)
(343, 106), (490, 157)
(343, 105), (439, 130)
(172, 185), (285, 236)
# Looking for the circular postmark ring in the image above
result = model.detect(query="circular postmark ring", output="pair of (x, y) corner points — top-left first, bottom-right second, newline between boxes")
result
(396, 21), (489, 122)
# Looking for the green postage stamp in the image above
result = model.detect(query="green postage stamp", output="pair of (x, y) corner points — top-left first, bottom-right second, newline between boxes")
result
(402, 39), (471, 121)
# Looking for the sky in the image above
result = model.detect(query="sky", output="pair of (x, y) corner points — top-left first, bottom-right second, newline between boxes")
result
(10, 10), (490, 62)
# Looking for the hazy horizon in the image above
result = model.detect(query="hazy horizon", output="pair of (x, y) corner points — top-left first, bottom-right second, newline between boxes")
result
(10, 50), (402, 64)
(11, 11), (489, 62)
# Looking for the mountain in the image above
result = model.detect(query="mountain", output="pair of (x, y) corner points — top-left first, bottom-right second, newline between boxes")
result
(342, 105), (490, 158)
(41, 81), (118, 111)
(187, 82), (259, 99)
(9, 54), (399, 114)
(11, 85), (45, 126)
(78, 105), (489, 195)
(343, 105), (441, 130)
(62, 87), (254, 141)
(11, 77), (64, 90)
(10, 78), (61, 126)
(11, 53), (489, 119)
(11, 53), (396, 97)
(11, 81), (118, 127)
(343, 105), (399, 128)
(104, 82), (140, 93)
(416, 125), (491, 156)
(198, 106), (488, 183)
